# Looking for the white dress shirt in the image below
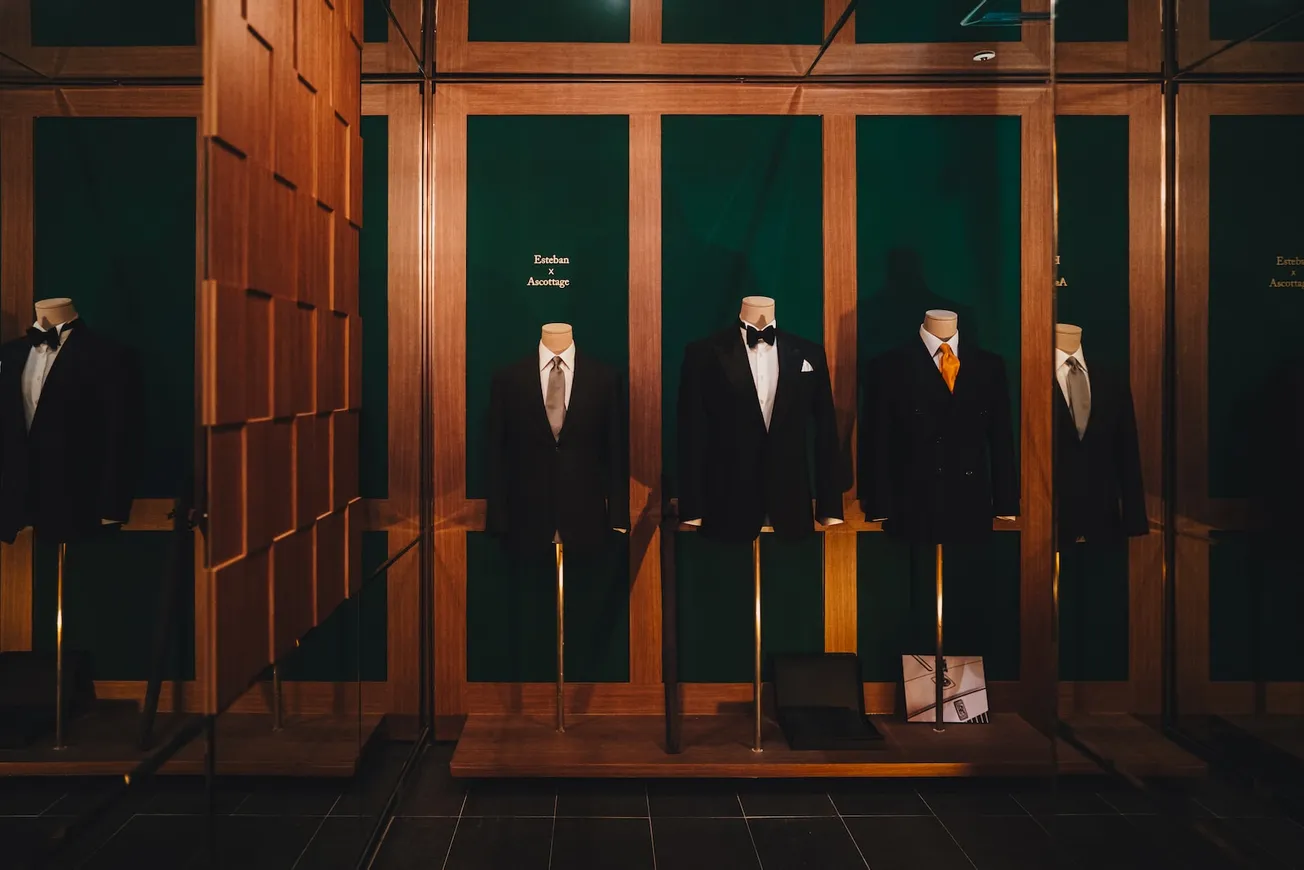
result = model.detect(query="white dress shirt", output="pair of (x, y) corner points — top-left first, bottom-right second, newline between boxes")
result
(538, 341), (576, 409)
(919, 324), (960, 369)
(1054, 346), (1090, 407)
(23, 320), (73, 431)
(741, 321), (780, 430)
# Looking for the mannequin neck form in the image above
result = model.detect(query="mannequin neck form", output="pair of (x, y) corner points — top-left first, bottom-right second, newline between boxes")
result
(1055, 323), (1083, 354)
(739, 295), (776, 328)
(35, 297), (78, 329)
(541, 322), (574, 355)
(922, 309), (958, 340)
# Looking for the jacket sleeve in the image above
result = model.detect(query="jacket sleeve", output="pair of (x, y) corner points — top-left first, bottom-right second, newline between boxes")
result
(675, 344), (706, 523)
(97, 343), (140, 523)
(484, 372), (508, 539)
(859, 354), (894, 521)
(607, 372), (631, 531)
(987, 356), (1019, 517)
(811, 345), (845, 522)
(1116, 379), (1149, 537)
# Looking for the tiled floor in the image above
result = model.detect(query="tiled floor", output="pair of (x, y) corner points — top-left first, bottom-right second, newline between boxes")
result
(2, 743), (1301, 869)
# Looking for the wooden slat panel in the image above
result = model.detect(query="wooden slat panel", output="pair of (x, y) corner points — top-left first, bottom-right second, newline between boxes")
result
(317, 310), (347, 412)
(271, 528), (315, 660)
(213, 550), (271, 707)
(332, 410), (360, 508)
(334, 217), (360, 315)
(315, 509), (347, 621)
(630, 0), (661, 44)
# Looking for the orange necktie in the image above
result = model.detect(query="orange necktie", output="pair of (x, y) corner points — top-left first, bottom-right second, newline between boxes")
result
(938, 344), (959, 392)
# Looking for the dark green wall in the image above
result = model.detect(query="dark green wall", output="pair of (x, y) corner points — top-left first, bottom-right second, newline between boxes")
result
(464, 115), (631, 683)
(31, 0), (195, 47)
(662, 0), (824, 45)
(1056, 0), (1128, 43)
(858, 0), (1020, 43)
(1210, 0), (1304, 42)
(661, 115), (825, 681)
(359, 115), (389, 500)
(364, 0), (391, 43)
(468, 0), (630, 42)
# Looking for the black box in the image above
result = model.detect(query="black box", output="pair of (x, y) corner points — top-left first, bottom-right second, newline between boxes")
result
(772, 652), (883, 750)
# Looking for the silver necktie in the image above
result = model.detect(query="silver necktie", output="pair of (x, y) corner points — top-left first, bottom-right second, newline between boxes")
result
(545, 356), (566, 440)
(1065, 357), (1090, 439)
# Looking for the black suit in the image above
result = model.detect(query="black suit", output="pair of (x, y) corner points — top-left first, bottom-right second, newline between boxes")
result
(485, 350), (629, 553)
(1055, 365), (1148, 540)
(860, 339), (1018, 545)
(0, 322), (141, 544)
(677, 327), (844, 542)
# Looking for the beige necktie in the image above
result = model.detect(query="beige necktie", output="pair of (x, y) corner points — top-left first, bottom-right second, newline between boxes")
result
(545, 356), (566, 440)
(1065, 357), (1090, 439)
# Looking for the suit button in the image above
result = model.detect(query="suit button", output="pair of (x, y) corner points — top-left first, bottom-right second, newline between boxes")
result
(935, 437), (943, 444)
(965, 470), (974, 476)
(936, 467), (943, 474)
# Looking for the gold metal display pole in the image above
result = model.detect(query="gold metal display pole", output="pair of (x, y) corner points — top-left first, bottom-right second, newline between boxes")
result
(934, 543), (945, 733)
(54, 543), (67, 750)
(555, 538), (565, 733)
(752, 536), (763, 752)
(272, 664), (283, 731)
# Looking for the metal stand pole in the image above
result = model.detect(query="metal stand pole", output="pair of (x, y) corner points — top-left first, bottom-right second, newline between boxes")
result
(555, 539), (565, 734)
(752, 536), (763, 752)
(935, 543), (946, 733)
(272, 664), (283, 731)
(54, 542), (67, 750)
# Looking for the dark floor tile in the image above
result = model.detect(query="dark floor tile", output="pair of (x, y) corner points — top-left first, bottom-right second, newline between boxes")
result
(0, 816), (74, 869)
(828, 782), (931, 816)
(942, 814), (1055, 870)
(738, 782), (836, 818)
(646, 781), (741, 818)
(42, 777), (139, 817)
(556, 780), (648, 818)
(333, 741), (412, 819)
(1011, 785), (1119, 816)
(1096, 787), (1164, 815)
(919, 784), (1029, 818)
(651, 818), (761, 870)
(441, 816), (552, 870)
(83, 814), (208, 870)
(0, 778), (69, 815)
(1222, 817), (1304, 867)
(137, 778), (249, 815)
(292, 816), (375, 870)
(1125, 815), (1242, 870)
(393, 749), (466, 817)
(845, 816), (971, 870)
(371, 817), (459, 870)
(746, 817), (869, 870)
(185, 815), (322, 869)
(1043, 815), (1166, 870)
(550, 817), (655, 870)
(461, 780), (555, 817)
(1191, 782), (1280, 819)
(232, 779), (342, 816)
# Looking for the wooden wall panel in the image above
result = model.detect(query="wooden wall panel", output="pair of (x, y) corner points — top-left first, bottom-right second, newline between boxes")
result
(202, 0), (363, 713)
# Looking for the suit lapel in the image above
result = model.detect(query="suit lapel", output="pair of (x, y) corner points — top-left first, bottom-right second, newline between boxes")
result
(912, 339), (953, 406)
(520, 356), (556, 443)
(714, 329), (766, 431)
(556, 351), (590, 444)
(769, 331), (802, 429)
(29, 327), (85, 434)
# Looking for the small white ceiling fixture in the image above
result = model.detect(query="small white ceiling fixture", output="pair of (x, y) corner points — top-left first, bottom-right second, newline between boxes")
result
(973, 49), (997, 62)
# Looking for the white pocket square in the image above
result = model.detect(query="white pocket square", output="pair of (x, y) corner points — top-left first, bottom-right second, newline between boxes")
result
(801, 359), (814, 372)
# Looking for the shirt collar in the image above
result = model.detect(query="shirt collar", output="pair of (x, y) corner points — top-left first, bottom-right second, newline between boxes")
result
(31, 320), (73, 348)
(740, 319), (778, 346)
(1055, 346), (1087, 371)
(919, 324), (959, 359)
(538, 341), (576, 372)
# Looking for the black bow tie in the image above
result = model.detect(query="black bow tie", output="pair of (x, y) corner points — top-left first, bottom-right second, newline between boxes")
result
(27, 326), (65, 351)
(743, 323), (776, 348)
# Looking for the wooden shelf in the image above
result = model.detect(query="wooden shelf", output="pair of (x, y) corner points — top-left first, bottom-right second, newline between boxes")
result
(1063, 714), (1206, 778)
(451, 712), (1100, 778)
(0, 705), (381, 777)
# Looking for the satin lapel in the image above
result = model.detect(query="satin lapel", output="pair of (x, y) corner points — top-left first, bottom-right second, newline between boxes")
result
(29, 328), (85, 434)
(1054, 375), (1077, 436)
(912, 339), (953, 405)
(769, 332), (802, 429)
(556, 351), (589, 444)
(522, 356), (556, 443)
(714, 330), (766, 431)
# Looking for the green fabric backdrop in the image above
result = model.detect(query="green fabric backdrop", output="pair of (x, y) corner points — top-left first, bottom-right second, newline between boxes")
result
(1056, 0), (1128, 43)
(1210, 0), (1304, 42)
(855, 114), (1023, 681)
(468, 0), (630, 42)
(661, 115), (825, 681)
(463, 115), (631, 683)
(31, 0), (195, 46)
(662, 0), (824, 45)
(858, 0), (1019, 43)
(360, 115), (389, 500)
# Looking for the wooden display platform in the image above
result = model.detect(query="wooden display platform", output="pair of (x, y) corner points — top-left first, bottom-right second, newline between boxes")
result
(451, 713), (1100, 778)
(1223, 715), (1304, 763)
(1062, 714), (1206, 778)
(0, 705), (382, 777)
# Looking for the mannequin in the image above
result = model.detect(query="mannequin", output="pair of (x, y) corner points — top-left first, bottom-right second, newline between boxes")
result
(485, 325), (629, 551)
(922, 309), (958, 341)
(1053, 324), (1147, 540)
(0, 297), (141, 543)
(676, 297), (845, 540)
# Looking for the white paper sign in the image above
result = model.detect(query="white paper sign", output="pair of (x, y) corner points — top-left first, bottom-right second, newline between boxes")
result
(902, 654), (989, 724)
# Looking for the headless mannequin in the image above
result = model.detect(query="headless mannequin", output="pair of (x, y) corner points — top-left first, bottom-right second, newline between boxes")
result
(1055, 323), (1082, 354)
(540, 323), (626, 534)
(877, 310), (1014, 523)
(27, 299), (118, 526)
(682, 297), (840, 529)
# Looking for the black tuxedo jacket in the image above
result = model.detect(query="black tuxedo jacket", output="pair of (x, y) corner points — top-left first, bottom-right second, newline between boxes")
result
(0, 322), (142, 544)
(860, 339), (1018, 545)
(676, 327), (845, 542)
(1054, 365), (1148, 540)
(485, 350), (629, 552)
